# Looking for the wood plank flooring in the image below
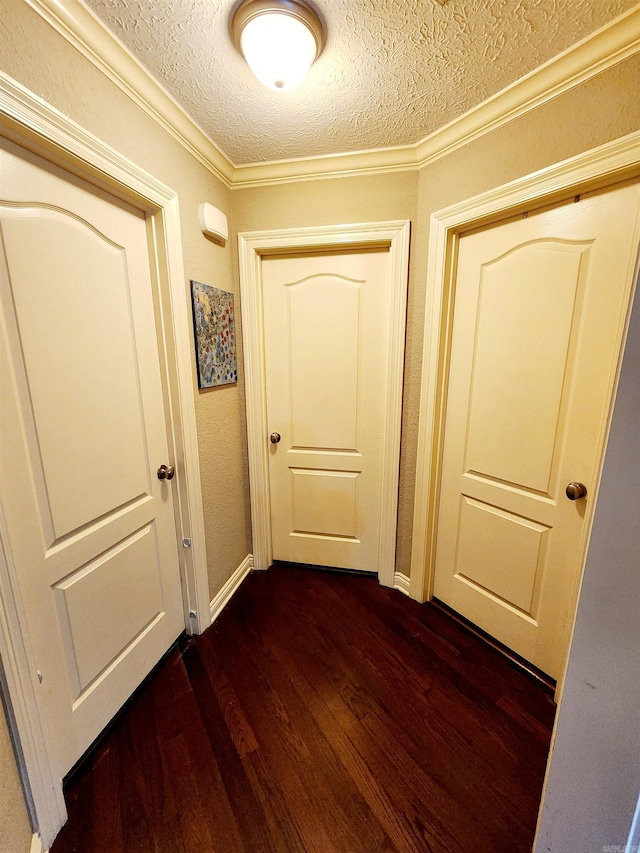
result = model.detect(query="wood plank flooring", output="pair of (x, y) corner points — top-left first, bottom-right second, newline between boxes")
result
(51, 566), (555, 853)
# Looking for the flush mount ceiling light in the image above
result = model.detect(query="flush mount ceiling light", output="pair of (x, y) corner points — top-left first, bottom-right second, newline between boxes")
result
(231, 0), (325, 92)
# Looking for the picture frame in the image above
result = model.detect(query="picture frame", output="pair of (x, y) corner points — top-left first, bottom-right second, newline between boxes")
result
(190, 280), (237, 388)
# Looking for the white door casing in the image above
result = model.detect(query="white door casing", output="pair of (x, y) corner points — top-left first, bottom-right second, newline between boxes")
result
(238, 222), (410, 585)
(432, 184), (640, 680)
(0, 73), (208, 849)
(410, 130), (640, 687)
(263, 249), (390, 571)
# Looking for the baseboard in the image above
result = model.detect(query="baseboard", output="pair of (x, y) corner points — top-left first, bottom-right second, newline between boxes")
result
(31, 834), (46, 853)
(209, 554), (253, 623)
(393, 572), (411, 597)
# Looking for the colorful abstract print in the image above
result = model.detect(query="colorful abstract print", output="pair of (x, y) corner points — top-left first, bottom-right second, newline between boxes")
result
(191, 281), (238, 388)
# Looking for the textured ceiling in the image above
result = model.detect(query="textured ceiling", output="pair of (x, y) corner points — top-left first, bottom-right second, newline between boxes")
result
(83, 0), (636, 165)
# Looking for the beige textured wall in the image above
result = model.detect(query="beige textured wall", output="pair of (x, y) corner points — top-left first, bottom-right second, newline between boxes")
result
(0, 0), (252, 602)
(232, 53), (640, 579)
(0, 697), (31, 853)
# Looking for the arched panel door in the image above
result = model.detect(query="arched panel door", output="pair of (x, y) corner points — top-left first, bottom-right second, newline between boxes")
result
(0, 138), (184, 777)
(434, 182), (640, 679)
(262, 249), (391, 572)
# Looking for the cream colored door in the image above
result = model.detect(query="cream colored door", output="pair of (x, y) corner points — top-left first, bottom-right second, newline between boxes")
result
(434, 182), (640, 680)
(263, 249), (391, 571)
(0, 139), (184, 777)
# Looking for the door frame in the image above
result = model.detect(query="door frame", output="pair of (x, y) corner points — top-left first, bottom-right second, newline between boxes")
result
(238, 221), (410, 585)
(0, 72), (209, 847)
(409, 130), (640, 655)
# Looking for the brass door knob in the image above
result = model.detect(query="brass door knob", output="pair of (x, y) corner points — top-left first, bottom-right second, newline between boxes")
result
(270, 432), (281, 444)
(566, 481), (587, 500)
(157, 464), (175, 481)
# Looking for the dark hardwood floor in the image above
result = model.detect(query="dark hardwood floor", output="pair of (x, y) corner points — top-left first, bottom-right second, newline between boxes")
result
(51, 566), (555, 853)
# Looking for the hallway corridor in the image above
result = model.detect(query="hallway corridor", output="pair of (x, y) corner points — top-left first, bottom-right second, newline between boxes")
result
(52, 566), (555, 852)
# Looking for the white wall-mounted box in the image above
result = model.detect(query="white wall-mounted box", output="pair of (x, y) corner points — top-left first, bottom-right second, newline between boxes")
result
(199, 203), (228, 243)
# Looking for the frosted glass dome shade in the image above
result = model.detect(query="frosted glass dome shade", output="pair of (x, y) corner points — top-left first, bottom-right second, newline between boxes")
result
(232, 1), (325, 92)
(241, 13), (316, 90)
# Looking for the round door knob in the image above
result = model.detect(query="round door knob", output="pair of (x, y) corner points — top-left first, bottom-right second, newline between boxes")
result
(566, 481), (587, 501)
(157, 464), (175, 481)
(270, 432), (281, 444)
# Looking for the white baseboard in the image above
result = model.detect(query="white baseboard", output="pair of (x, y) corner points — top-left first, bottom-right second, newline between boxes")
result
(393, 572), (411, 597)
(209, 554), (253, 624)
(31, 834), (46, 853)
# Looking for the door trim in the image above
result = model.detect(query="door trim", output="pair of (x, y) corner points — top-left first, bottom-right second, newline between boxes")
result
(409, 129), (640, 613)
(238, 221), (410, 585)
(0, 71), (209, 847)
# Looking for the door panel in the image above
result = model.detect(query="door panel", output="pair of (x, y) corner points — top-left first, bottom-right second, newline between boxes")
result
(455, 496), (549, 616)
(0, 139), (184, 776)
(290, 468), (359, 538)
(434, 183), (640, 679)
(54, 524), (163, 692)
(288, 275), (360, 449)
(263, 250), (390, 571)
(464, 241), (587, 495)
(2, 211), (148, 537)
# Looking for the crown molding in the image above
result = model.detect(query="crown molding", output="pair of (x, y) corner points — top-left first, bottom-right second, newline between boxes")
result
(231, 145), (420, 189)
(22, 0), (640, 189)
(413, 3), (640, 169)
(24, 0), (235, 187)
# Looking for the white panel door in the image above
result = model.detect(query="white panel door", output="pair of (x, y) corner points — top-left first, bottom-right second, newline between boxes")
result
(434, 182), (640, 680)
(0, 139), (184, 777)
(263, 249), (391, 571)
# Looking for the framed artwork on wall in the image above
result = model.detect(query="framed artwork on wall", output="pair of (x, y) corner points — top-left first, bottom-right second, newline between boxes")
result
(190, 280), (238, 388)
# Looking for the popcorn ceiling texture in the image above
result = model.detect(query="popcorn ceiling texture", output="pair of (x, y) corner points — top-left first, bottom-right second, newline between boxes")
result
(83, 0), (635, 164)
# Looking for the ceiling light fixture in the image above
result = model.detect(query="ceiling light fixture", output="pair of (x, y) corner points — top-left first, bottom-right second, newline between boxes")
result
(231, 0), (325, 92)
